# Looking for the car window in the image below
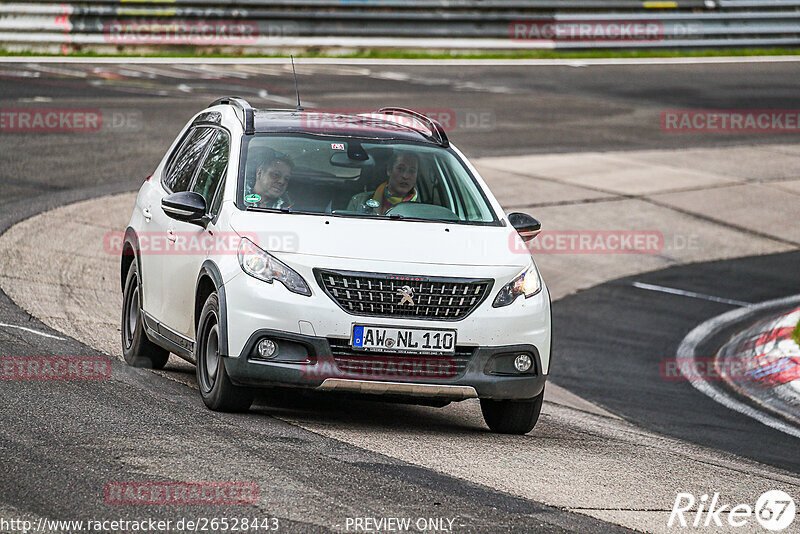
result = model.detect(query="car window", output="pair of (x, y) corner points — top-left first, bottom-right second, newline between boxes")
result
(239, 135), (498, 225)
(164, 127), (216, 193)
(192, 130), (229, 213)
(210, 178), (225, 215)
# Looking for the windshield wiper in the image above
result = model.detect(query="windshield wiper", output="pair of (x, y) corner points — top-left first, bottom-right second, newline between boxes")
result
(385, 214), (459, 224)
(245, 206), (314, 215)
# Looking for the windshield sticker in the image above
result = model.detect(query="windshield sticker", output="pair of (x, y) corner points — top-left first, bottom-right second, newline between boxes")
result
(366, 199), (380, 209)
(245, 193), (261, 203)
(331, 143), (345, 150)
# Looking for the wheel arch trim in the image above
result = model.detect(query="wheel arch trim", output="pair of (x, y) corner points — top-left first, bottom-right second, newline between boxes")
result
(121, 227), (142, 293)
(197, 261), (230, 357)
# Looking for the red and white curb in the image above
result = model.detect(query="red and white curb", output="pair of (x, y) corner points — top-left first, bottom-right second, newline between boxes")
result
(676, 295), (800, 439)
(716, 307), (800, 426)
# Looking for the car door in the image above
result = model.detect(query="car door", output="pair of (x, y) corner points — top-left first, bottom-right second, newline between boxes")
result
(161, 128), (230, 340)
(146, 125), (216, 327)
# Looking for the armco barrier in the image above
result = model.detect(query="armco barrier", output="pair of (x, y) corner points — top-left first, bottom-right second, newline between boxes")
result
(1, 1), (800, 51)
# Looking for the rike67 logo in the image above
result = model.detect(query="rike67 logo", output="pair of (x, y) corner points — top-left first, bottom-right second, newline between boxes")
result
(669, 490), (796, 531)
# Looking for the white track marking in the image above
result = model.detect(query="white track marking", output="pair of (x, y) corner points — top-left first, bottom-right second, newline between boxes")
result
(0, 67), (39, 77)
(1, 56), (800, 66)
(257, 89), (317, 107)
(0, 322), (66, 341)
(120, 64), (198, 80)
(676, 294), (800, 439)
(22, 63), (87, 77)
(632, 282), (752, 307)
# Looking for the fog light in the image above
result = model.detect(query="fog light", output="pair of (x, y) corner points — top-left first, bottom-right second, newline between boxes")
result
(514, 353), (532, 373)
(257, 339), (277, 359)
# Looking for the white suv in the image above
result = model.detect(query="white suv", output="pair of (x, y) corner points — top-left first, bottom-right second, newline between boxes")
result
(121, 98), (551, 434)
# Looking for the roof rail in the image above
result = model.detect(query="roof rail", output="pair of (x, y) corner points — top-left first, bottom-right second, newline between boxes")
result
(376, 107), (449, 148)
(209, 97), (255, 135)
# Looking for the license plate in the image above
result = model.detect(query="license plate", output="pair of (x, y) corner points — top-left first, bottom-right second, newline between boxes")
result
(351, 325), (456, 355)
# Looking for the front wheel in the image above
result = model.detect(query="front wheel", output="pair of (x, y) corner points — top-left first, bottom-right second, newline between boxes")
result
(195, 292), (253, 412)
(480, 387), (544, 435)
(121, 260), (169, 369)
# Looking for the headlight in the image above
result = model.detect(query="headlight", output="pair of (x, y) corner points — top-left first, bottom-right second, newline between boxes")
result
(492, 263), (541, 308)
(237, 237), (311, 296)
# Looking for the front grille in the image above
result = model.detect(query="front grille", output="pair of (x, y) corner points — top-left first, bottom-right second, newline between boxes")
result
(314, 269), (493, 321)
(328, 338), (474, 379)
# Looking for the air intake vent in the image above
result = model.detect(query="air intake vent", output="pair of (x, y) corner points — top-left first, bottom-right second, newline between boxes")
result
(314, 269), (492, 321)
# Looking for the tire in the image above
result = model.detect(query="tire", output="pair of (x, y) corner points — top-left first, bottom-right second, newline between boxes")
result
(121, 260), (169, 369)
(480, 387), (544, 435)
(195, 292), (253, 412)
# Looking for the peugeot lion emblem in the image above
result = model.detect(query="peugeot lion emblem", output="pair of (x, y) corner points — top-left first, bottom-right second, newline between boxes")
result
(397, 285), (415, 306)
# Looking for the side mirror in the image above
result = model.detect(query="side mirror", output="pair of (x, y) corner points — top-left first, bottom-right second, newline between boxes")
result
(162, 191), (207, 226)
(508, 212), (541, 242)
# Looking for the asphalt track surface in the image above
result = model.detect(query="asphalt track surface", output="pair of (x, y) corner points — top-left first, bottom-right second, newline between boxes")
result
(1, 60), (799, 532)
(554, 250), (800, 473)
(1, 60), (799, 202)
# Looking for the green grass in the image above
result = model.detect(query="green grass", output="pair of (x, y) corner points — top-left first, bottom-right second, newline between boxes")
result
(336, 47), (800, 60)
(2, 47), (800, 60)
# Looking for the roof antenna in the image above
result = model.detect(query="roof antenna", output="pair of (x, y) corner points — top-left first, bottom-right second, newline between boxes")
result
(290, 55), (303, 111)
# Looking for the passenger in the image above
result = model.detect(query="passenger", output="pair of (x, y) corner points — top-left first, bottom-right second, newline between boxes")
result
(250, 155), (295, 209)
(348, 151), (420, 215)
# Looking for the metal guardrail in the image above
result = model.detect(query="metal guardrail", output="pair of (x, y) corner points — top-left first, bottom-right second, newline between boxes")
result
(1, 1), (799, 51)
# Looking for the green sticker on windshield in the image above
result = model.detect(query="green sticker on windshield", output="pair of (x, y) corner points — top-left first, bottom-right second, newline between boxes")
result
(245, 194), (261, 203)
(366, 199), (380, 208)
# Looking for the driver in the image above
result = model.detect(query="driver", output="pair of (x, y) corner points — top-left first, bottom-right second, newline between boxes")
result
(250, 155), (295, 209)
(347, 151), (420, 215)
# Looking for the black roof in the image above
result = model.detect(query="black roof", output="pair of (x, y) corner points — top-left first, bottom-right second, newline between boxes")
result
(252, 110), (433, 144)
(208, 97), (448, 146)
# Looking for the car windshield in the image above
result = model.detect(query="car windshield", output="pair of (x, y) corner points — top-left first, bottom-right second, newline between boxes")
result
(238, 134), (498, 225)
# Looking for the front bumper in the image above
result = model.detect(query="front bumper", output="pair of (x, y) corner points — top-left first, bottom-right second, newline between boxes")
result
(223, 257), (553, 375)
(224, 329), (547, 401)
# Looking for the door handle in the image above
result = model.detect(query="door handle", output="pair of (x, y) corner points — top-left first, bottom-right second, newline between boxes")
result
(142, 207), (152, 222)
